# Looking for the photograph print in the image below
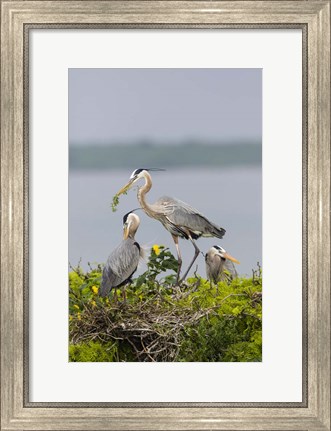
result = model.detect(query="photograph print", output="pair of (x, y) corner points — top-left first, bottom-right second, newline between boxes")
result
(68, 68), (262, 362)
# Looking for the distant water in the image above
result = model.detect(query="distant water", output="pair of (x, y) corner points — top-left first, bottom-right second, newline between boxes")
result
(69, 168), (262, 278)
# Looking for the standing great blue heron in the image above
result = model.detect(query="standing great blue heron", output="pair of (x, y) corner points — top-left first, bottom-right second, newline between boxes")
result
(99, 212), (143, 299)
(205, 245), (239, 285)
(117, 168), (226, 284)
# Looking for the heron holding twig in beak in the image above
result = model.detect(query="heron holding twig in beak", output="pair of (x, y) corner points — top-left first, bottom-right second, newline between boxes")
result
(117, 168), (226, 285)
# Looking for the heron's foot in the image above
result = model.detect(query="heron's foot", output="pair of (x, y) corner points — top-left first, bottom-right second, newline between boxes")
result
(116, 300), (128, 309)
(171, 284), (183, 300)
(173, 283), (182, 290)
(174, 270), (182, 287)
(179, 281), (191, 292)
(178, 276), (186, 285)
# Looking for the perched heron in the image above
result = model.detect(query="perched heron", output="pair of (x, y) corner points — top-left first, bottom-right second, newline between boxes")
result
(205, 245), (239, 285)
(99, 212), (143, 299)
(117, 168), (226, 284)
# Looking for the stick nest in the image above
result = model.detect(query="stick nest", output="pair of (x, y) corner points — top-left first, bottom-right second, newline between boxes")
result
(70, 295), (219, 362)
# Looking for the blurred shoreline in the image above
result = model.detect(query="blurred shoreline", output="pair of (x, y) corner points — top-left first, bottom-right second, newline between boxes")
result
(69, 142), (261, 171)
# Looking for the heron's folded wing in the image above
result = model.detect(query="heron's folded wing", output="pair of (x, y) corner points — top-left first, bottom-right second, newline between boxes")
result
(223, 259), (238, 279)
(205, 253), (223, 282)
(163, 196), (225, 237)
(100, 240), (140, 296)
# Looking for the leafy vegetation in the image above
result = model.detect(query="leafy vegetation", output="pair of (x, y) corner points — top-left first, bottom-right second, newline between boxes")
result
(111, 194), (120, 212)
(111, 188), (128, 212)
(69, 246), (262, 362)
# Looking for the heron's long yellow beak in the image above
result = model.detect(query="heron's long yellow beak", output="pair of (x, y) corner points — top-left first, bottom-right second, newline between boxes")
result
(117, 178), (135, 196)
(223, 252), (240, 264)
(123, 224), (130, 240)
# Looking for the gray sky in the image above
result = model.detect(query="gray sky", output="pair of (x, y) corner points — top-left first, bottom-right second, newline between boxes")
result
(69, 68), (261, 145)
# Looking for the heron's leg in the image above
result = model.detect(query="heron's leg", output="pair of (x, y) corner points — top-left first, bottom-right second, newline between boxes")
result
(122, 285), (127, 303)
(171, 234), (182, 285)
(180, 237), (201, 282)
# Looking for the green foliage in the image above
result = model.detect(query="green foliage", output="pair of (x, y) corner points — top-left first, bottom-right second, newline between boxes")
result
(134, 245), (179, 288)
(111, 189), (128, 212)
(69, 341), (119, 362)
(111, 194), (120, 212)
(69, 247), (262, 362)
(222, 331), (262, 362)
(69, 263), (103, 317)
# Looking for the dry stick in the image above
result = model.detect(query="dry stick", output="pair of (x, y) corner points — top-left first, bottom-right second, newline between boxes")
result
(70, 291), (255, 360)
(127, 338), (141, 359)
(140, 337), (155, 362)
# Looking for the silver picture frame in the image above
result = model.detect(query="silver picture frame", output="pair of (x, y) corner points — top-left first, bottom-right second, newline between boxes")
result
(1, 1), (330, 430)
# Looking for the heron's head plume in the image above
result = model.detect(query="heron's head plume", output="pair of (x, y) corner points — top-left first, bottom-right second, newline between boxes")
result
(123, 212), (140, 240)
(122, 209), (141, 225)
(117, 168), (165, 196)
(213, 245), (226, 254)
(211, 245), (240, 264)
(130, 168), (165, 180)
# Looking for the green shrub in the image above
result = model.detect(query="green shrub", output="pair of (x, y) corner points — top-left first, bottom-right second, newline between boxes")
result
(69, 341), (118, 362)
(69, 247), (262, 362)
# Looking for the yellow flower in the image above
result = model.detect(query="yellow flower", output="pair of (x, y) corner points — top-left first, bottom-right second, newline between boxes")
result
(152, 244), (160, 255)
(69, 315), (73, 321)
(73, 304), (80, 310)
(91, 300), (96, 307)
(77, 312), (81, 321)
(91, 285), (99, 294)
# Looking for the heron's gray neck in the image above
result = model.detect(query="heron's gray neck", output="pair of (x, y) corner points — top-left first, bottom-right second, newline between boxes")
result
(137, 188), (156, 218)
(137, 173), (155, 218)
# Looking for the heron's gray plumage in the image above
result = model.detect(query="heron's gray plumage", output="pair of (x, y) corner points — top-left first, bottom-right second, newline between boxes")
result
(154, 196), (226, 240)
(117, 169), (226, 283)
(100, 239), (141, 297)
(205, 246), (238, 284)
(99, 212), (142, 297)
(222, 259), (238, 280)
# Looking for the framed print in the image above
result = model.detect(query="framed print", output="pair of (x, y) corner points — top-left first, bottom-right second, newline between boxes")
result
(1, 1), (330, 430)
(67, 67), (263, 365)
